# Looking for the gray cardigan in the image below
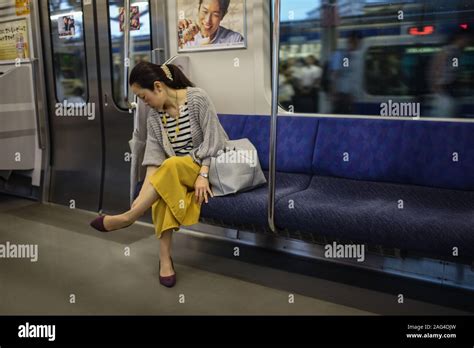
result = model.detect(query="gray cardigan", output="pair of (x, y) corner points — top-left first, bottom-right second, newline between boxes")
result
(142, 87), (229, 167)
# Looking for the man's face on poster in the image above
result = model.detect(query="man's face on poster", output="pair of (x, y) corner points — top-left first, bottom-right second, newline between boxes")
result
(198, 0), (224, 38)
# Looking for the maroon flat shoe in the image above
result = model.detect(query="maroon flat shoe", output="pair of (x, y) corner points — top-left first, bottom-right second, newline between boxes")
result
(89, 215), (132, 233)
(90, 215), (108, 232)
(159, 257), (176, 288)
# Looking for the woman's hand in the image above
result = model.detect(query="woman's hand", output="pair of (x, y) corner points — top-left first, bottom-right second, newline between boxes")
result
(195, 176), (213, 204)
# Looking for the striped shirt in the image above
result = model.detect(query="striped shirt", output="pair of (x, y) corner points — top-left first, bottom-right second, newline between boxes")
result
(160, 103), (194, 156)
(143, 87), (230, 167)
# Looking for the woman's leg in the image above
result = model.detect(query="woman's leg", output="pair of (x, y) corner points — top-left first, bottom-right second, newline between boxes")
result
(159, 228), (175, 276)
(102, 179), (159, 231)
(101, 156), (200, 232)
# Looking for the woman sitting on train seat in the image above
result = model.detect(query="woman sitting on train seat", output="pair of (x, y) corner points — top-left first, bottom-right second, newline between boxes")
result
(90, 62), (229, 287)
(178, 0), (244, 48)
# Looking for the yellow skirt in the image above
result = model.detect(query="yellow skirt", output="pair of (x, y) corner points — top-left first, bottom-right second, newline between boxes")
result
(149, 155), (202, 238)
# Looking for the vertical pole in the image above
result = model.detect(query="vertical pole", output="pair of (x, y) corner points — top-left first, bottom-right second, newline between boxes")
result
(268, 0), (280, 233)
(123, 0), (131, 106)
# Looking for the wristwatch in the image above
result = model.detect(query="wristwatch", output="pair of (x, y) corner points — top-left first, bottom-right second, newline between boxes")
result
(199, 172), (209, 179)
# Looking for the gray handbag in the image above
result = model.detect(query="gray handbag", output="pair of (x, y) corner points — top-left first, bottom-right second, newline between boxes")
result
(209, 138), (267, 197)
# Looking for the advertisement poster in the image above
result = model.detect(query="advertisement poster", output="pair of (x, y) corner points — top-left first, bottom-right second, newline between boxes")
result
(58, 15), (76, 38)
(119, 6), (140, 32)
(0, 18), (29, 60)
(177, 0), (246, 52)
(15, 0), (31, 16)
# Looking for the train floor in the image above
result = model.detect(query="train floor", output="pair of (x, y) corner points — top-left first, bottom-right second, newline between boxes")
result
(0, 194), (472, 315)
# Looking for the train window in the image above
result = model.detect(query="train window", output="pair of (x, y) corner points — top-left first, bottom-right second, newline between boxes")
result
(365, 45), (474, 98)
(277, 0), (474, 118)
(108, 0), (152, 110)
(364, 45), (431, 97)
(48, 0), (88, 104)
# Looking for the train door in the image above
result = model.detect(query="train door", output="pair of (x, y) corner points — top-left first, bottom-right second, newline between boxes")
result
(42, 0), (168, 213)
(96, 0), (165, 214)
(41, 0), (103, 211)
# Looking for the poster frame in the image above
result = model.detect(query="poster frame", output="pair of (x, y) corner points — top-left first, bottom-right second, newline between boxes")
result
(0, 15), (33, 63)
(176, 0), (247, 53)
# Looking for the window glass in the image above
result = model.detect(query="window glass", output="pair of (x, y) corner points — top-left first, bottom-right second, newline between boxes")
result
(108, 0), (152, 109)
(365, 45), (474, 97)
(278, 0), (474, 118)
(48, 0), (88, 103)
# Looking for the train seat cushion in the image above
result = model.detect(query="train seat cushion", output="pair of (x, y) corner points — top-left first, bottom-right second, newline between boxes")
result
(218, 115), (318, 174)
(312, 118), (406, 183)
(313, 118), (474, 190)
(398, 121), (474, 190)
(275, 116), (319, 174)
(218, 114), (248, 141)
(201, 171), (311, 229)
(276, 175), (474, 259)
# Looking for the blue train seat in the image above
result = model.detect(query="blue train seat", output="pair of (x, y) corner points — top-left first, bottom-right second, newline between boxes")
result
(276, 175), (474, 259)
(202, 115), (474, 261)
(200, 115), (317, 231)
(278, 118), (474, 259)
(200, 171), (311, 232)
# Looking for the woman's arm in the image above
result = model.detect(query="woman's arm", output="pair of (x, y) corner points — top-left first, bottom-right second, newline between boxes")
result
(192, 90), (229, 167)
(132, 114), (166, 208)
(200, 165), (209, 175)
(145, 165), (159, 182)
(190, 89), (229, 204)
(143, 114), (167, 166)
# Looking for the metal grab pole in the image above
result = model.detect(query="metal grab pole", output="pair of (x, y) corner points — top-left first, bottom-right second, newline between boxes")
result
(268, 0), (280, 233)
(123, 0), (131, 107)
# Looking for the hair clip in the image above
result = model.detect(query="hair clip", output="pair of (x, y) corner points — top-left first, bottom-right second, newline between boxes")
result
(161, 65), (173, 81)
